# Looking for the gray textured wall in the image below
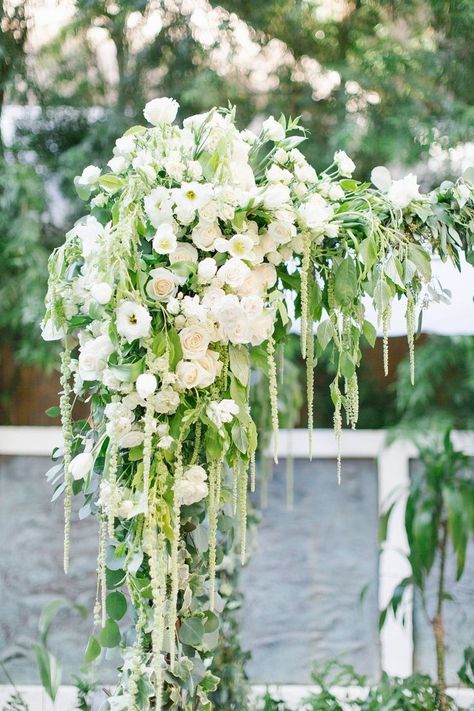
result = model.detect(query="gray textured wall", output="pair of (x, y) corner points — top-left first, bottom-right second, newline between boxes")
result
(240, 458), (380, 683)
(0, 455), (117, 685)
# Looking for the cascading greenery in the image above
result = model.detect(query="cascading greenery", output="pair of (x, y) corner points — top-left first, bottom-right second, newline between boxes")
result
(42, 97), (474, 710)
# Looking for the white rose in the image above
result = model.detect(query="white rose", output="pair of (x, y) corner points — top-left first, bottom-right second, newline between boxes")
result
(146, 268), (180, 302)
(70, 452), (94, 481)
(143, 97), (179, 125)
(136, 373), (157, 399)
(154, 387), (180, 414)
(295, 163), (317, 183)
(152, 223), (177, 255)
(179, 325), (210, 360)
(267, 250), (284, 265)
(90, 282), (113, 304)
(328, 184), (345, 201)
(267, 220), (296, 245)
(77, 165), (101, 186)
(169, 242), (198, 264)
(78, 335), (114, 381)
(198, 257), (218, 283)
(387, 174), (421, 209)
(262, 116), (285, 141)
(267, 164), (292, 184)
(213, 294), (243, 325)
(199, 201), (218, 223)
(225, 317), (251, 344)
(262, 184), (291, 210)
(241, 295), (264, 318)
(114, 135), (136, 156)
(194, 350), (222, 388)
(250, 311), (275, 346)
(176, 360), (206, 389)
(218, 257), (251, 289)
(192, 222), (221, 251)
(116, 301), (152, 342)
(298, 194), (334, 231)
(334, 150), (355, 177)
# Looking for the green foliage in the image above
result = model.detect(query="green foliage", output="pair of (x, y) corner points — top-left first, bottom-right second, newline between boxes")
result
(458, 647), (474, 690)
(394, 336), (474, 432)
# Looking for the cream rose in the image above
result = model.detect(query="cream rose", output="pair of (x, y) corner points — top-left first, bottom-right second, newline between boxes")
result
(194, 350), (222, 388)
(179, 325), (210, 360)
(176, 360), (206, 389)
(146, 268), (179, 302)
(169, 242), (198, 264)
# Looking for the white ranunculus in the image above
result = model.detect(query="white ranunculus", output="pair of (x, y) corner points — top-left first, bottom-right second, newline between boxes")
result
(262, 116), (285, 141)
(298, 193), (334, 231)
(136, 373), (157, 400)
(334, 150), (355, 177)
(179, 325), (210, 360)
(267, 220), (296, 245)
(152, 223), (177, 255)
(107, 156), (128, 174)
(197, 257), (218, 283)
(387, 174), (421, 209)
(218, 257), (251, 289)
(370, 166), (392, 192)
(175, 465), (208, 506)
(146, 267), (180, 302)
(70, 451), (94, 480)
(78, 335), (114, 381)
(143, 97), (179, 125)
(116, 301), (152, 342)
(169, 241), (198, 264)
(154, 387), (180, 414)
(77, 165), (101, 186)
(176, 360), (206, 389)
(262, 184), (291, 210)
(228, 233), (254, 260)
(90, 282), (113, 305)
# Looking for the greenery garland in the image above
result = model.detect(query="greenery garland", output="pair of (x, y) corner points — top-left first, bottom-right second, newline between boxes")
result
(42, 97), (474, 710)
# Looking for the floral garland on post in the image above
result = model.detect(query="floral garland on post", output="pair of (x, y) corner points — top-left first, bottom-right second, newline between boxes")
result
(42, 97), (474, 709)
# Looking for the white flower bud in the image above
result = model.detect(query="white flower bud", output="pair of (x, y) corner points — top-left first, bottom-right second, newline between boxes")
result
(70, 452), (94, 481)
(136, 373), (157, 400)
(90, 282), (113, 304)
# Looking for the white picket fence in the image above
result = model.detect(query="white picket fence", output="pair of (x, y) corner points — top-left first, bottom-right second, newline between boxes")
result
(1, 426), (474, 710)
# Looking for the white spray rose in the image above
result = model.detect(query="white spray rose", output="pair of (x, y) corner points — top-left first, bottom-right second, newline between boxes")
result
(169, 242), (198, 264)
(176, 360), (206, 389)
(77, 165), (101, 186)
(298, 194), (334, 231)
(194, 350), (222, 388)
(143, 97), (179, 125)
(334, 150), (355, 177)
(154, 387), (180, 414)
(262, 184), (291, 210)
(192, 222), (222, 251)
(218, 257), (251, 289)
(262, 116), (285, 141)
(78, 335), (114, 381)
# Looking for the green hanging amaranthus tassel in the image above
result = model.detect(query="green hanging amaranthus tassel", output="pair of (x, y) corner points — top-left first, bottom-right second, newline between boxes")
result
(168, 441), (183, 672)
(59, 343), (73, 574)
(267, 332), (279, 463)
(406, 293), (416, 385)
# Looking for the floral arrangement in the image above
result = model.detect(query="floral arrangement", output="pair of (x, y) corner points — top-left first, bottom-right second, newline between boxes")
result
(42, 96), (474, 710)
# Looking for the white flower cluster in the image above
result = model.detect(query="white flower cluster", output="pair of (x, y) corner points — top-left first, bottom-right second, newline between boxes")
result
(43, 97), (358, 458)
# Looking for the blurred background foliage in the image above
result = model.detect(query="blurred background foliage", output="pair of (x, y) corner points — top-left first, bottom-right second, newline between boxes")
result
(1, 0), (473, 418)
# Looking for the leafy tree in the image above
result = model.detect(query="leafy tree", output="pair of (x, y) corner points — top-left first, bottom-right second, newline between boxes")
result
(380, 431), (474, 711)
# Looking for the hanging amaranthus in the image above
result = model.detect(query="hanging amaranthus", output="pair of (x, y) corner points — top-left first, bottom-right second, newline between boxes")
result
(59, 344), (73, 573)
